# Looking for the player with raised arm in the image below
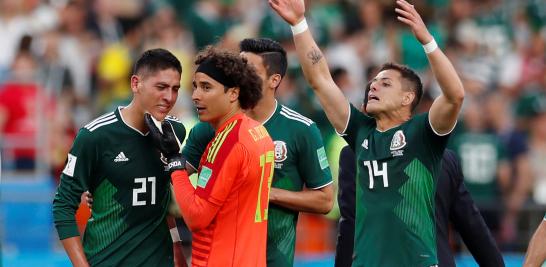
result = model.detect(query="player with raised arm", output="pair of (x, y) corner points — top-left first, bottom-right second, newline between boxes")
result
(270, 0), (465, 266)
(182, 38), (333, 266)
(146, 46), (274, 267)
(53, 49), (186, 266)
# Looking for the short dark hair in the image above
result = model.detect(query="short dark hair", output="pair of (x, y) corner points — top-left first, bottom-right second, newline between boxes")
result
(133, 48), (182, 77)
(239, 38), (287, 79)
(195, 46), (263, 110)
(379, 63), (423, 112)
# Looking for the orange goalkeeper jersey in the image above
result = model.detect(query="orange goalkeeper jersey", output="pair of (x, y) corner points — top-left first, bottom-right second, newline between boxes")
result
(171, 113), (274, 267)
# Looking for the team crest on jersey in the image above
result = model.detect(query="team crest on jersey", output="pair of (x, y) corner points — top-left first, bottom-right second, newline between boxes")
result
(390, 130), (406, 157)
(274, 141), (288, 162)
(390, 130), (406, 150)
(273, 140), (287, 169)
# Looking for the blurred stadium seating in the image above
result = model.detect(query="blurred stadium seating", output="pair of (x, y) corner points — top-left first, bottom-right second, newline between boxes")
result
(1, 0), (546, 266)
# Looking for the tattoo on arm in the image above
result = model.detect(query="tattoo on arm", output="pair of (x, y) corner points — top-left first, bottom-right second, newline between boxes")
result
(307, 49), (323, 65)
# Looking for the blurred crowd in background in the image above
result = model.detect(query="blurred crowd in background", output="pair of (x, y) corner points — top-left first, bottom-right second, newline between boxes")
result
(1, 0), (546, 258)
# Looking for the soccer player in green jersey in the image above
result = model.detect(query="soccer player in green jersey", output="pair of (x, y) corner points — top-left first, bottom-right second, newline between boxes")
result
(182, 38), (334, 266)
(53, 49), (186, 266)
(270, 0), (465, 266)
(524, 214), (546, 267)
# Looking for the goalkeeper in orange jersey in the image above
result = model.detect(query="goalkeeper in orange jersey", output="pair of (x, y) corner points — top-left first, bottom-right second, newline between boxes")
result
(145, 46), (274, 267)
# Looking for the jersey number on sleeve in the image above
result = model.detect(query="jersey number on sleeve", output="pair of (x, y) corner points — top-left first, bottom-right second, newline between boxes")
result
(363, 160), (389, 189)
(255, 151), (274, 223)
(132, 177), (156, 206)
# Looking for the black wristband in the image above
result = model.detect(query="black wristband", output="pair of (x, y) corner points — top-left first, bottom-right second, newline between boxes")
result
(167, 154), (186, 173)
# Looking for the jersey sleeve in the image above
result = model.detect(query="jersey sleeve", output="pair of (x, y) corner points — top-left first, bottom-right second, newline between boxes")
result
(195, 142), (245, 206)
(52, 128), (97, 240)
(182, 122), (215, 170)
(340, 104), (375, 151)
(421, 112), (452, 155)
(297, 123), (332, 189)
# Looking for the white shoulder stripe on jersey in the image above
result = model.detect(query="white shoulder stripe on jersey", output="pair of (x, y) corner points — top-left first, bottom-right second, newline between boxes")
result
(85, 113), (115, 129)
(280, 106), (313, 124)
(281, 106), (312, 121)
(280, 111), (312, 126)
(94, 111), (114, 121)
(85, 112), (114, 127)
(88, 118), (118, 132)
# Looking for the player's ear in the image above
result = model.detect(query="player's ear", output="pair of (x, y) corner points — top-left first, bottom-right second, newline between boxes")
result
(228, 87), (240, 103)
(131, 75), (141, 93)
(269, 74), (282, 90)
(402, 91), (414, 107)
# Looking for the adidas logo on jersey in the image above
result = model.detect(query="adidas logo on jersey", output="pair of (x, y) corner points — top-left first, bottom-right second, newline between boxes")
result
(362, 139), (369, 149)
(114, 152), (129, 162)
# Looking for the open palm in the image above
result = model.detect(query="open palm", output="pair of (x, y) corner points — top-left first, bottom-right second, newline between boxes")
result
(395, 0), (432, 44)
(268, 0), (305, 26)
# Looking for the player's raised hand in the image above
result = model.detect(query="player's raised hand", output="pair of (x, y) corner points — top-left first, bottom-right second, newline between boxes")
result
(268, 0), (305, 26)
(395, 0), (433, 45)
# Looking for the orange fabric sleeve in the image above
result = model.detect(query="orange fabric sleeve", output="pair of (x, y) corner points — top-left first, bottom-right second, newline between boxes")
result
(170, 170), (220, 232)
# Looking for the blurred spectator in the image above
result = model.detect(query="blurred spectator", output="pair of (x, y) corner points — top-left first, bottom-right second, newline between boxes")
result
(331, 67), (361, 107)
(485, 91), (533, 246)
(0, 0), (58, 82)
(57, 0), (100, 118)
(0, 0), (545, 260)
(0, 41), (54, 170)
(528, 96), (546, 205)
(449, 97), (511, 240)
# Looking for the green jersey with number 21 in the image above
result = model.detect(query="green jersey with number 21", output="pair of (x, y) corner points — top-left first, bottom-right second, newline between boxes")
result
(53, 107), (186, 266)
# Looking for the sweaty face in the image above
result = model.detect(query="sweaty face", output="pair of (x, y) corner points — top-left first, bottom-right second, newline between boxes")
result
(192, 72), (237, 127)
(366, 69), (406, 116)
(240, 52), (269, 94)
(134, 68), (180, 120)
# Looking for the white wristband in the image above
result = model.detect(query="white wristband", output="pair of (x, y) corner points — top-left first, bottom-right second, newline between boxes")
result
(422, 39), (438, 54)
(290, 18), (308, 35)
(170, 227), (181, 242)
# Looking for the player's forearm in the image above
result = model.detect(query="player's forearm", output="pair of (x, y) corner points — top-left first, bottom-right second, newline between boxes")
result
(269, 185), (334, 214)
(426, 48), (465, 105)
(293, 30), (332, 92)
(292, 30), (350, 133)
(426, 47), (464, 133)
(524, 221), (546, 267)
(61, 236), (90, 267)
(171, 170), (219, 231)
(167, 216), (188, 267)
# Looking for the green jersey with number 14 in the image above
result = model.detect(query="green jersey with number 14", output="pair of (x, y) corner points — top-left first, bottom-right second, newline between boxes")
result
(53, 107), (186, 266)
(342, 105), (450, 267)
